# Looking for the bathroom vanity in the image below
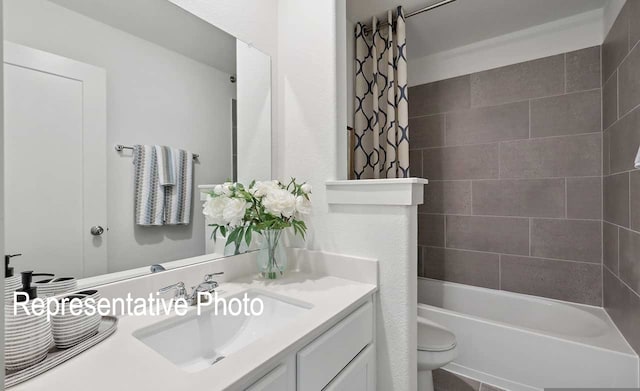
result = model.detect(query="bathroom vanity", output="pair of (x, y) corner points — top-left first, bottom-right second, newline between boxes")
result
(9, 250), (378, 391)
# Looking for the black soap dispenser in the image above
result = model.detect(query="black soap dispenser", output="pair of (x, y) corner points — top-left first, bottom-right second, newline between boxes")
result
(5, 253), (21, 277)
(15, 271), (37, 302)
(4, 254), (22, 302)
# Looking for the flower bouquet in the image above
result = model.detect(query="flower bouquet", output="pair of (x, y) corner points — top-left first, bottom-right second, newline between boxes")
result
(202, 179), (311, 279)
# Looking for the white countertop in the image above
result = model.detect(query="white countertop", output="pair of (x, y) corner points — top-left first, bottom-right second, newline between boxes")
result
(11, 272), (377, 391)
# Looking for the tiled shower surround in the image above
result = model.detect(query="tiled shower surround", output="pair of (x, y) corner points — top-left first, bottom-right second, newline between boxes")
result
(410, 47), (604, 305)
(602, 0), (640, 354)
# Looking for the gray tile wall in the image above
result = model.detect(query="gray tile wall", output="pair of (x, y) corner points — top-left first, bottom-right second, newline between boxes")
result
(411, 46), (604, 306)
(602, 0), (640, 355)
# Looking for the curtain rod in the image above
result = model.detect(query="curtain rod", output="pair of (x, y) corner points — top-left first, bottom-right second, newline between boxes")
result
(362, 0), (457, 34)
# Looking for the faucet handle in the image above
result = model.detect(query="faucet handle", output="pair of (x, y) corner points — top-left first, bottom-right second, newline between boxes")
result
(204, 272), (224, 282)
(158, 282), (187, 299)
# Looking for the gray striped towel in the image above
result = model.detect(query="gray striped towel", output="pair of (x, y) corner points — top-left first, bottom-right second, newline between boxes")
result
(155, 145), (175, 186)
(164, 148), (193, 225)
(133, 145), (165, 226)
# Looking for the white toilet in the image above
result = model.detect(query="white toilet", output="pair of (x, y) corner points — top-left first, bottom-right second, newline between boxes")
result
(417, 317), (458, 391)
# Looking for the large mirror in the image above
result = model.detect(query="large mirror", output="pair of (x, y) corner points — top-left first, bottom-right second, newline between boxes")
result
(3, 0), (272, 286)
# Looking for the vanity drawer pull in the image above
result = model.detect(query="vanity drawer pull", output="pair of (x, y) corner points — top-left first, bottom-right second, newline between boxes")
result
(297, 300), (373, 391)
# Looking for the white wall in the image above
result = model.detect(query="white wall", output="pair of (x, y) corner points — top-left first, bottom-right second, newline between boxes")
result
(408, 9), (604, 86)
(4, 0), (235, 274)
(236, 41), (272, 183)
(277, 1), (417, 388)
(0, 2), (5, 386)
(169, 0), (280, 177)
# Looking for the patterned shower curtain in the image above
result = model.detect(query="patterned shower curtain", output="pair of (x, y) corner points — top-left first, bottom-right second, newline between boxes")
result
(353, 6), (409, 179)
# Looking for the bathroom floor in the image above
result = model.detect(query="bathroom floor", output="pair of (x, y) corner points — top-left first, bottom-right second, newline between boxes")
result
(434, 369), (506, 391)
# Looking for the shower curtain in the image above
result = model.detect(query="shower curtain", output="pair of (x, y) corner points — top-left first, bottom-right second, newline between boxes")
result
(353, 6), (409, 179)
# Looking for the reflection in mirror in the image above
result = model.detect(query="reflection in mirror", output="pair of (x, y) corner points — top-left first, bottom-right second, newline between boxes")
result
(3, 0), (272, 288)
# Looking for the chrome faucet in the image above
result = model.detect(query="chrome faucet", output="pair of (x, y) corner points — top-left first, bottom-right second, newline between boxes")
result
(158, 272), (224, 306)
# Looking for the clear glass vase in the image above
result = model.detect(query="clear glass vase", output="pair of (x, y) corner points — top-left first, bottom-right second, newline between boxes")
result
(257, 229), (287, 279)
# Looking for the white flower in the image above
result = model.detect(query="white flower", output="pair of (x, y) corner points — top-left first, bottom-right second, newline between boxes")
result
(263, 188), (296, 218)
(203, 195), (230, 225)
(213, 185), (224, 195)
(221, 182), (233, 196)
(250, 180), (280, 197)
(301, 183), (312, 194)
(223, 198), (248, 227)
(295, 196), (311, 215)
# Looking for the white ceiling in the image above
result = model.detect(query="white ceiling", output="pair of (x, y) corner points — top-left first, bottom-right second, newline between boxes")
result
(50, 0), (236, 74)
(347, 0), (611, 59)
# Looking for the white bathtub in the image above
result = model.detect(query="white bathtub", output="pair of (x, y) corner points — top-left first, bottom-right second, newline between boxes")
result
(418, 277), (639, 390)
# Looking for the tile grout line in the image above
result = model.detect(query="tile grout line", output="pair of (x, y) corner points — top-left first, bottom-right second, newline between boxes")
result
(564, 178), (568, 219)
(528, 218), (532, 256)
(617, 32), (640, 76)
(604, 219), (640, 236)
(601, 44), (605, 307)
(410, 176), (602, 183)
(470, 181), (474, 215)
(564, 53), (567, 94)
(528, 99), (531, 139)
(601, 167), (640, 178)
(611, 99), (640, 128)
(607, 259), (640, 301)
(443, 213), (447, 249)
(443, 113), (447, 147)
(617, 65), (620, 120)
(419, 211), (602, 222)
(497, 142), (501, 179)
(422, 244), (602, 267)
(408, 88), (601, 120)
(412, 130), (603, 153)
(498, 254), (502, 290)
(617, 226), (620, 277)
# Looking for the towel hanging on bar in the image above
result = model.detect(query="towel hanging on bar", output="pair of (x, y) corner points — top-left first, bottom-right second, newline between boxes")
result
(133, 145), (164, 226)
(133, 145), (194, 226)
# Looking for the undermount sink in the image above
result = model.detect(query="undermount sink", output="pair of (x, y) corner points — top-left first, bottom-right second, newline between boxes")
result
(134, 290), (312, 372)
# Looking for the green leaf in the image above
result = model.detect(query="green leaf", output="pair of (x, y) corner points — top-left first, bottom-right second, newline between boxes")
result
(220, 226), (227, 237)
(234, 227), (244, 249)
(226, 227), (240, 246)
(245, 227), (252, 246)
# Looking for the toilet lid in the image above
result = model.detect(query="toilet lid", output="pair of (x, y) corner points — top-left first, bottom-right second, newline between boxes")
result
(418, 317), (457, 352)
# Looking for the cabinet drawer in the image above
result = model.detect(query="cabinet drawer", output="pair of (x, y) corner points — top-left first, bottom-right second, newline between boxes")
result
(297, 300), (373, 391)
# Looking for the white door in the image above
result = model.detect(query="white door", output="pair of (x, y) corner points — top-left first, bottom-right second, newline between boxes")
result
(4, 42), (107, 278)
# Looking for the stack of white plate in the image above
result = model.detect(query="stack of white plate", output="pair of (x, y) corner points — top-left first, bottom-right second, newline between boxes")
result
(33, 277), (77, 298)
(4, 275), (22, 303)
(51, 290), (101, 349)
(5, 306), (52, 371)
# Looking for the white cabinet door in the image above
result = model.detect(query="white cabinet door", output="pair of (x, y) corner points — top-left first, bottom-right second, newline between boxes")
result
(297, 301), (373, 390)
(324, 344), (376, 391)
(245, 365), (287, 391)
(246, 356), (295, 391)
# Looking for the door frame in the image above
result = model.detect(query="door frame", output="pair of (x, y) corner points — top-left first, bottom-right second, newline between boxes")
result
(4, 41), (108, 277)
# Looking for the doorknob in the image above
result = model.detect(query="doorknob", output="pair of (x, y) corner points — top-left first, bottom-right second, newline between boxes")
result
(90, 226), (105, 236)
